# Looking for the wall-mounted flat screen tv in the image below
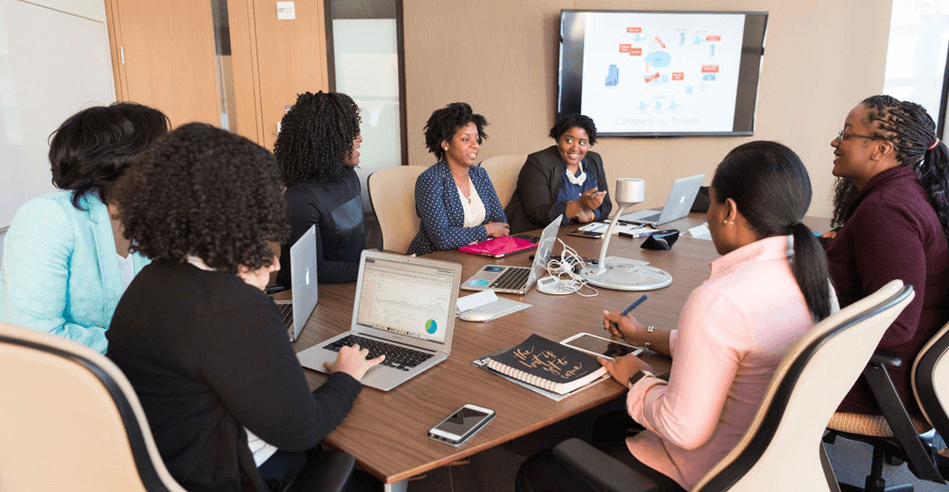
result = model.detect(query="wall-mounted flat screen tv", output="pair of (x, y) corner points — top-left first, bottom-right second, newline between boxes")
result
(558, 10), (768, 137)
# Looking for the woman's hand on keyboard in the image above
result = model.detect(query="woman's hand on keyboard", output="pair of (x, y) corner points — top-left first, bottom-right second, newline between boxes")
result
(324, 344), (385, 381)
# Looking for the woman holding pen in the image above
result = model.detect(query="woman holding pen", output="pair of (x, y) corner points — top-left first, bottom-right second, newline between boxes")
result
(516, 141), (836, 492)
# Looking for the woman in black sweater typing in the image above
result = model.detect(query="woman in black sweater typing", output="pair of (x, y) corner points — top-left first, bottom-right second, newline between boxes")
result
(107, 123), (382, 492)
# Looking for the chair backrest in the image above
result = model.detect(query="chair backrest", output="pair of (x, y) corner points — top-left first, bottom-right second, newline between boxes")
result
(912, 319), (949, 440)
(0, 322), (186, 492)
(478, 155), (526, 209)
(367, 165), (427, 254)
(694, 280), (914, 492)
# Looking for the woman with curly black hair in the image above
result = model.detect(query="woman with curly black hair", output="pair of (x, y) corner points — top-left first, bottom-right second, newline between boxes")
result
(824, 95), (949, 417)
(505, 113), (612, 234)
(0, 102), (168, 353)
(407, 102), (509, 255)
(274, 91), (365, 285)
(106, 123), (383, 492)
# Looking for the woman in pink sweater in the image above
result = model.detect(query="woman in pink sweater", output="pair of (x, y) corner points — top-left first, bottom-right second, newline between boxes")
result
(517, 141), (834, 492)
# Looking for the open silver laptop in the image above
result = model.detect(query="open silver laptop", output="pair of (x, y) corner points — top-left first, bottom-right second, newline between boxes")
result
(296, 250), (462, 391)
(621, 174), (705, 226)
(460, 216), (561, 294)
(274, 225), (318, 342)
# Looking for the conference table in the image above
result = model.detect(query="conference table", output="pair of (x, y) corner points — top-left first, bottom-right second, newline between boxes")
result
(289, 214), (828, 491)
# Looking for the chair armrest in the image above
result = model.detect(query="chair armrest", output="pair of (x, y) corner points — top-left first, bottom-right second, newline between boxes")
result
(286, 449), (355, 492)
(552, 438), (659, 492)
(869, 349), (902, 367)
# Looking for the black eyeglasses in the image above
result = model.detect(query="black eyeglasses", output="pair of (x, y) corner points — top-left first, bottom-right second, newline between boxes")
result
(836, 130), (900, 151)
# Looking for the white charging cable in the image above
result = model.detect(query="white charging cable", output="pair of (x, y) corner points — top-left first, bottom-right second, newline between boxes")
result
(544, 239), (598, 297)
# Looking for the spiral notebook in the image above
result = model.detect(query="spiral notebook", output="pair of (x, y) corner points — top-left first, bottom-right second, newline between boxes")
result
(481, 334), (608, 395)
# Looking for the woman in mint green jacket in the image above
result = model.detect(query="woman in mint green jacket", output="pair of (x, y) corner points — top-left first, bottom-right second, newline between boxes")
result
(0, 103), (168, 353)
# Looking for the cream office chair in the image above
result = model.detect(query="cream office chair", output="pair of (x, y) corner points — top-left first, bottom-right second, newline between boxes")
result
(823, 318), (949, 491)
(539, 280), (914, 492)
(0, 322), (355, 492)
(0, 321), (187, 492)
(479, 154), (526, 209)
(368, 165), (427, 253)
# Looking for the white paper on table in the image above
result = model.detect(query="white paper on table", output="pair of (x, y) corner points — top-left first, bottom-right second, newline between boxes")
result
(457, 289), (499, 312)
(688, 223), (712, 240)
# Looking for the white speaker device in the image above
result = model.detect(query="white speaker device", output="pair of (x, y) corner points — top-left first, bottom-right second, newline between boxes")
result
(579, 178), (673, 291)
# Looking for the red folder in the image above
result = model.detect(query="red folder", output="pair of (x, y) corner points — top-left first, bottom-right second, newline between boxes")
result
(458, 236), (539, 258)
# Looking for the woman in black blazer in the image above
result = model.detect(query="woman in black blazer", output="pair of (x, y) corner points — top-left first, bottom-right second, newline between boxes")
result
(505, 114), (612, 234)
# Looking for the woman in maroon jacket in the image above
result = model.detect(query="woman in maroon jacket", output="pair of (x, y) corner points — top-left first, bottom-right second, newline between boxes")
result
(825, 95), (949, 416)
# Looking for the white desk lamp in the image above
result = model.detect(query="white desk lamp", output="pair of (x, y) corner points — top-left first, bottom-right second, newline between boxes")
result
(579, 178), (673, 291)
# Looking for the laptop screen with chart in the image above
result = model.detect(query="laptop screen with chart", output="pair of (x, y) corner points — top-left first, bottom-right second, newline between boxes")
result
(296, 250), (462, 391)
(355, 255), (454, 346)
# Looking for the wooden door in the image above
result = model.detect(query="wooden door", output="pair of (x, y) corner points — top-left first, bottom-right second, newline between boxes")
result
(243, 0), (331, 151)
(106, 1), (221, 128)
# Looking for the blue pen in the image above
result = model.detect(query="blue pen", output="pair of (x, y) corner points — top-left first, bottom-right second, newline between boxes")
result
(607, 294), (648, 333)
(621, 295), (648, 315)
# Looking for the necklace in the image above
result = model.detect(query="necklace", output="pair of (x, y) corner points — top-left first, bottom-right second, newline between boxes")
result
(565, 160), (587, 186)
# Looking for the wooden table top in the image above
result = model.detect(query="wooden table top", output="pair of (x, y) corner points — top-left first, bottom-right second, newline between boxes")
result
(289, 213), (830, 483)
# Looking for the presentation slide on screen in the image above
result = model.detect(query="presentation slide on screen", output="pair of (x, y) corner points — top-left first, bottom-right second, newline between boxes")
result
(580, 12), (746, 134)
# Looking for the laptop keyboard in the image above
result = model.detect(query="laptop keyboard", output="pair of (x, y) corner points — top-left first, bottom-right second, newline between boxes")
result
(489, 267), (531, 290)
(323, 334), (434, 371)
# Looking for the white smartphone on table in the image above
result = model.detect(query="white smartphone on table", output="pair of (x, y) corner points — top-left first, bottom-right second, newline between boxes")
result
(428, 404), (496, 446)
(561, 332), (643, 359)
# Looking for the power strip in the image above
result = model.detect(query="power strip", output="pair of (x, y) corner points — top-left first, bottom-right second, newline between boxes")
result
(535, 275), (576, 295)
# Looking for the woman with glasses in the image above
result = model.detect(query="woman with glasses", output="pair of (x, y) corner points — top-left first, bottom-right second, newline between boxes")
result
(825, 95), (949, 416)
(504, 114), (612, 234)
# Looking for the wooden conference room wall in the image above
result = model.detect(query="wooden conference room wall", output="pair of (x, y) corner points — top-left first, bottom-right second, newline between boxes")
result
(401, 0), (892, 219)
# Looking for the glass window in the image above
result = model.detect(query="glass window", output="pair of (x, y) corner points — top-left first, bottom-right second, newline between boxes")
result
(882, 0), (949, 137)
(327, 0), (405, 210)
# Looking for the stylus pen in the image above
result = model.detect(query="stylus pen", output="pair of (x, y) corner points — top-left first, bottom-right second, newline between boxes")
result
(607, 294), (648, 332)
(621, 295), (648, 316)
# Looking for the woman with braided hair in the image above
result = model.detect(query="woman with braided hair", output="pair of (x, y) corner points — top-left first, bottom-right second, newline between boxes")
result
(825, 95), (949, 416)
(274, 91), (365, 285)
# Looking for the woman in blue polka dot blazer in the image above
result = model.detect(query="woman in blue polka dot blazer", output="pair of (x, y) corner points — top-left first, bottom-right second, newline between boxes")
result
(407, 103), (509, 256)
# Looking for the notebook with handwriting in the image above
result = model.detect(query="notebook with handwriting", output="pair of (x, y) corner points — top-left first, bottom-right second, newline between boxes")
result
(485, 334), (608, 395)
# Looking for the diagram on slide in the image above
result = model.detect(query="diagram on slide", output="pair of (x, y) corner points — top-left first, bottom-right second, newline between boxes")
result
(580, 12), (746, 133)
